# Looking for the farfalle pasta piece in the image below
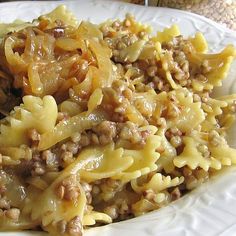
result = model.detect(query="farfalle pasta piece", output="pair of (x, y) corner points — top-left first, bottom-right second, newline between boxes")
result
(114, 135), (161, 182)
(209, 143), (236, 166)
(124, 104), (147, 126)
(29, 144), (125, 230)
(125, 14), (152, 36)
(139, 42), (160, 60)
(39, 5), (78, 28)
(83, 211), (112, 226)
(155, 127), (176, 173)
(174, 136), (221, 171)
(154, 25), (180, 43)
(191, 45), (236, 91)
(168, 89), (205, 133)
(151, 88), (205, 133)
(131, 173), (184, 194)
(218, 94), (236, 129)
(78, 143), (133, 182)
(189, 32), (208, 53)
(201, 98), (228, 131)
(0, 95), (57, 147)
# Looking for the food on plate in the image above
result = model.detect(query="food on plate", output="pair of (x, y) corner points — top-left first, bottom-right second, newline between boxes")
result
(0, 5), (235, 236)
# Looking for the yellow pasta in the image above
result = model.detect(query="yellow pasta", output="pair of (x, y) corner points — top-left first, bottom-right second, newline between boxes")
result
(155, 24), (180, 43)
(131, 173), (184, 193)
(83, 211), (112, 226)
(114, 135), (161, 182)
(79, 143), (134, 182)
(0, 95), (57, 147)
(189, 32), (208, 53)
(174, 136), (222, 171)
(190, 45), (235, 91)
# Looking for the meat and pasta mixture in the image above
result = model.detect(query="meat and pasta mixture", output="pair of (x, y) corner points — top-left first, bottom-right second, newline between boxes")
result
(0, 5), (236, 236)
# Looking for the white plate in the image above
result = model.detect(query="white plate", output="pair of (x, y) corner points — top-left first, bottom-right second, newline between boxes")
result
(1, 1), (236, 236)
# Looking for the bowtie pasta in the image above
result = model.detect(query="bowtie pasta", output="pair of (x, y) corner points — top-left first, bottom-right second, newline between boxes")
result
(0, 5), (236, 236)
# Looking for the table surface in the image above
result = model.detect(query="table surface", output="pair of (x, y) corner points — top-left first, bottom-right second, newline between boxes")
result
(127, 0), (236, 31)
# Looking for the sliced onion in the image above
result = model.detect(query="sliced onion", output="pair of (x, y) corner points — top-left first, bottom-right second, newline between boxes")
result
(88, 39), (113, 89)
(38, 110), (105, 150)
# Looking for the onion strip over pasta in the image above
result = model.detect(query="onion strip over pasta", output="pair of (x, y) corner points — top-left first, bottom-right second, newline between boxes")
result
(0, 5), (236, 236)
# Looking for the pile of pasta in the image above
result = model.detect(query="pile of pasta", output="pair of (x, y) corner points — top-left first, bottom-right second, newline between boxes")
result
(0, 5), (236, 236)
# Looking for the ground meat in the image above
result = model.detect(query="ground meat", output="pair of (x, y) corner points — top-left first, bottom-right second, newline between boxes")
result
(27, 128), (40, 142)
(31, 161), (46, 176)
(42, 150), (57, 167)
(181, 166), (209, 190)
(109, 198), (133, 221)
(55, 120), (150, 156)
(165, 127), (183, 147)
(29, 149), (58, 175)
(57, 112), (69, 123)
(78, 134), (90, 147)
(66, 216), (83, 236)
(60, 151), (74, 165)
(197, 144), (210, 158)
(170, 187), (181, 201)
(161, 35), (213, 90)
(61, 141), (80, 155)
(117, 121), (150, 146)
(104, 205), (119, 220)
(143, 189), (156, 201)
(0, 196), (10, 210)
(57, 219), (67, 234)
(0, 184), (6, 195)
(57, 216), (82, 236)
(92, 121), (117, 145)
(80, 182), (92, 204)
(4, 208), (20, 221)
(93, 179), (124, 202)
(56, 175), (80, 201)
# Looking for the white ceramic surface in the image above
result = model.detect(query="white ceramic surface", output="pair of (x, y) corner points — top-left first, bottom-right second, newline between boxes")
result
(0, 1), (236, 236)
